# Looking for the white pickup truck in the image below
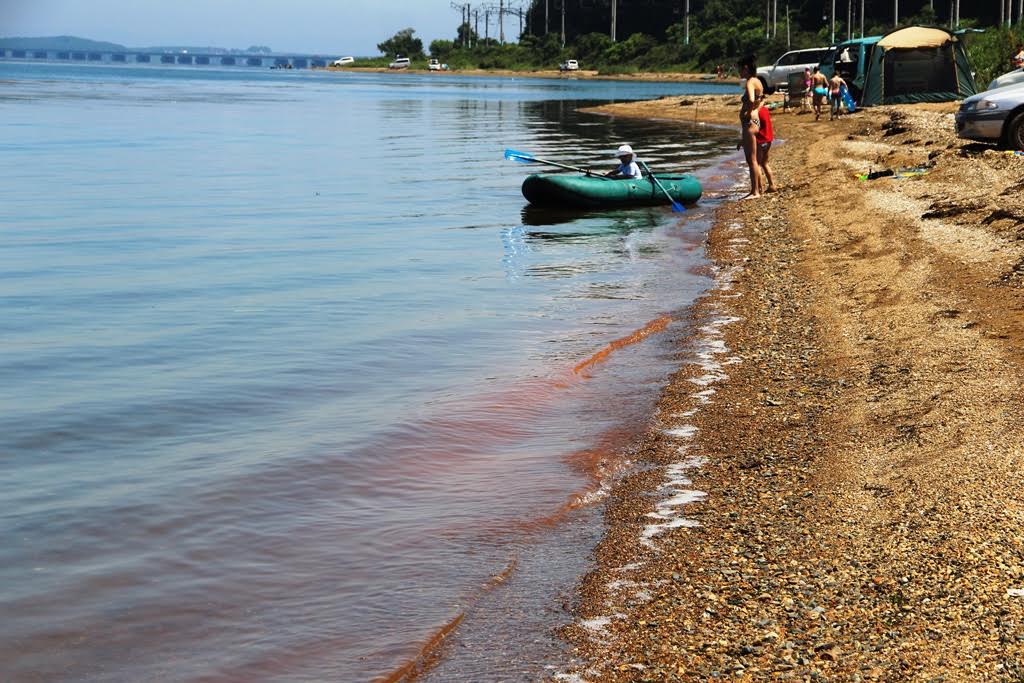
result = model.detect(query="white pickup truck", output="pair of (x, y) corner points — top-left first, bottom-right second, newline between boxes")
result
(756, 47), (831, 93)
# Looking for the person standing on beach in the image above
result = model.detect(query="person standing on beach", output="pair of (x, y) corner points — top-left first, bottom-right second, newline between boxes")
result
(810, 67), (828, 121)
(737, 55), (765, 199)
(755, 104), (777, 192)
(802, 67), (812, 112)
(829, 72), (848, 120)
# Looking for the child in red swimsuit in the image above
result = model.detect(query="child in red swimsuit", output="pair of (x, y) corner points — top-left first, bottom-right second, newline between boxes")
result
(755, 105), (777, 192)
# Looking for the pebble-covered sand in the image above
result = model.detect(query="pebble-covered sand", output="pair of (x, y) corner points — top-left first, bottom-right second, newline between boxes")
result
(556, 96), (1024, 681)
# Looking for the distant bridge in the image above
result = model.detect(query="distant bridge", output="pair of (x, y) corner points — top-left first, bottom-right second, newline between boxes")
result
(0, 49), (339, 68)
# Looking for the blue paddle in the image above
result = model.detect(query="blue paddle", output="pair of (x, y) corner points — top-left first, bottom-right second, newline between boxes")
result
(639, 160), (685, 212)
(504, 148), (607, 178)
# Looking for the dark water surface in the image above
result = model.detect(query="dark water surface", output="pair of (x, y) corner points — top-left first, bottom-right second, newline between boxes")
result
(0, 62), (738, 681)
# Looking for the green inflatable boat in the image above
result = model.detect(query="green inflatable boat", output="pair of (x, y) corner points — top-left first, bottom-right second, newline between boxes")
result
(521, 173), (702, 209)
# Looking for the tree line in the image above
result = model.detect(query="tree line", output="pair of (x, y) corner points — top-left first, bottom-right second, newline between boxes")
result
(375, 0), (1024, 85)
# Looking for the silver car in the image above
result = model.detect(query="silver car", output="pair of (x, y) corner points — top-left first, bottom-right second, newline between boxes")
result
(956, 82), (1024, 148)
(989, 67), (1024, 91)
(756, 47), (831, 93)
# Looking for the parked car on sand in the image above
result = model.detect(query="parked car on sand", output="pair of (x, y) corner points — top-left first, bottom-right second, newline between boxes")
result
(756, 47), (831, 93)
(956, 82), (1024, 148)
(989, 67), (1024, 91)
(389, 57), (411, 69)
(332, 56), (355, 66)
(559, 59), (579, 71)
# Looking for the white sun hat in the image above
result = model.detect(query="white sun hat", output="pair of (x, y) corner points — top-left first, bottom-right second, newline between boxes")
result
(616, 144), (635, 159)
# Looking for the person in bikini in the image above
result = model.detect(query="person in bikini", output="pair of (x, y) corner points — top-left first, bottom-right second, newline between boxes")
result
(810, 66), (828, 121)
(737, 55), (765, 199)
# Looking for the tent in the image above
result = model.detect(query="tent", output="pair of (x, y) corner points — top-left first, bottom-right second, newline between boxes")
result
(860, 26), (977, 105)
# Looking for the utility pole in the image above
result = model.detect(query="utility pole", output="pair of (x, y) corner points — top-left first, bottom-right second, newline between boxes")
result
(451, 2), (471, 47)
(611, 0), (617, 41)
(499, 0), (505, 43)
(786, 3), (791, 47)
(766, 0), (771, 39)
(561, 0), (566, 48)
(773, 0), (778, 38)
(860, 0), (865, 36)
(685, 0), (690, 45)
(1001, 0), (1005, 27)
(847, 0), (852, 40)
(894, 0), (898, 27)
(831, 0), (836, 43)
(545, 0), (549, 34)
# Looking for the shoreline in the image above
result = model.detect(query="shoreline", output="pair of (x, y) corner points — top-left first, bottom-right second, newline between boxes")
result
(319, 66), (726, 84)
(559, 95), (1024, 679)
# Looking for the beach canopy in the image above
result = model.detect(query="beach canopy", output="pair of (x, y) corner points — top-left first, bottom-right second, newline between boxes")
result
(860, 26), (977, 105)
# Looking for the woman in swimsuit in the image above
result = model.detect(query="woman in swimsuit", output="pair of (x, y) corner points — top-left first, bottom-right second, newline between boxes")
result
(737, 55), (764, 199)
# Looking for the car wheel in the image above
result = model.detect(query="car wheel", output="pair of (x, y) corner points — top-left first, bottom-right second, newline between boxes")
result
(1006, 111), (1024, 150)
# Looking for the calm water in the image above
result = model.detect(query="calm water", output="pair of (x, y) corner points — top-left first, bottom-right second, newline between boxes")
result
(0, 62), (738, 682)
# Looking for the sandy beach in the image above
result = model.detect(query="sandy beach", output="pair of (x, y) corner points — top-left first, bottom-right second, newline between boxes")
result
(559, 95), (1024, 680)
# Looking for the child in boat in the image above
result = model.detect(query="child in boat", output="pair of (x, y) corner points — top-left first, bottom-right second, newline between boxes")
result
(605, 144), (643, 179)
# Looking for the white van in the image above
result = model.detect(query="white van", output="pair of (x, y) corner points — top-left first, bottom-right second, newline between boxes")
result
(388, 57), (411, 69)
(332, 56), (355, 66)
(756, 47), (830, 92)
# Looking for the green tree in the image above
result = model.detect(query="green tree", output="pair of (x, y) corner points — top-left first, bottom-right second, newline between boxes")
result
(430, 39), (456, 60)
(574, 33), (614, 65)
(605, 33), (657, 63)
(456, 22), (479, 47)
(377, 28), (425, 59)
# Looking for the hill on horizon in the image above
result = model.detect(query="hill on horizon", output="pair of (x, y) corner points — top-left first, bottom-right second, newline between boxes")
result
(0, 35), (277, 54)
(0, 35), (126, 51)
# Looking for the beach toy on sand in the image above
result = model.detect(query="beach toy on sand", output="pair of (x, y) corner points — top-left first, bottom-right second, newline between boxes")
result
(840, 84), (857, 113)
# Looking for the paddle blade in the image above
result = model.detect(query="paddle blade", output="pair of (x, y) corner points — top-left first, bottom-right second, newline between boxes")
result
(504, 148), (535, 163)
(671, 200), (686, 212)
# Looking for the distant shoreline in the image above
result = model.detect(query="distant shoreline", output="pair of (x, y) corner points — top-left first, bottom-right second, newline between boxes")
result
(317, 65), (729, 84)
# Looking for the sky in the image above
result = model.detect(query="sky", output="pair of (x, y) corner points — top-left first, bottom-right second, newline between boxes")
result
(0, 0), (525, 56)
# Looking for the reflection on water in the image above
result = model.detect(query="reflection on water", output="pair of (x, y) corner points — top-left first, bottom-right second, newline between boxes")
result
(0, 63), (740, 683)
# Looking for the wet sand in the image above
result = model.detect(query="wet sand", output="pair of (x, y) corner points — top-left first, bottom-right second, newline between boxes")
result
(560, 95), (1024, 680)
